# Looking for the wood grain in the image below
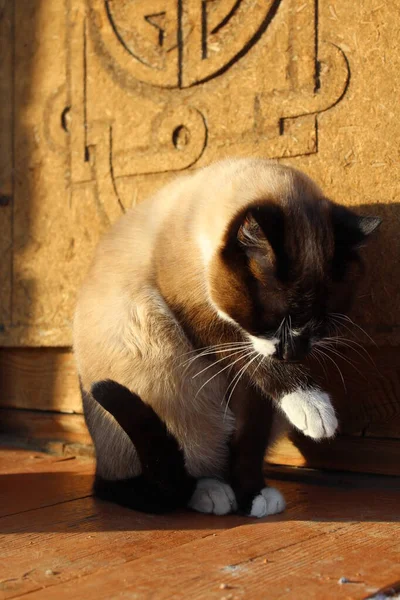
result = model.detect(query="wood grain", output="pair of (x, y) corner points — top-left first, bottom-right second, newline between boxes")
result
(0, 0), (13, 326)
(0, 348), (82, 413)
(0, 491), (245, 599)
(1, 448), (399, 600)
(5, 487), (399, 600)
(0, 409), (91, 446)
(267, 434), (400, 477)
(0, 449), (93, 518)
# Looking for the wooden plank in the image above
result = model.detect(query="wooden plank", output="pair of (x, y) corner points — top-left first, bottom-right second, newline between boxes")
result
(0, 449), (93, 518)
(0, 473), (349, 599)
(267, 434), (400, 477)
(0, 348), (82, 413)
(3, 411), (400, 477)
(8, 504), (399, 600)
(0, 409), (91, 446)
(2, 411), (400, 478)
(264, 463), (400, 490)
(1, 448), (400, 600)
(0, 447), (91, 476)
(0, 496), (246, 600)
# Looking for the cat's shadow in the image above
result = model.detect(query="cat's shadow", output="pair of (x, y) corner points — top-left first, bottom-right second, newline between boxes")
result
(0, 468), (399, 534)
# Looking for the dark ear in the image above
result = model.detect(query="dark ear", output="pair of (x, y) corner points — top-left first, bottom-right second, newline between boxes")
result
(237, 211), (268, 249)
(226, 203), (289, 278)
(237, 204), (286, 256)
(332, 204), (382, 249)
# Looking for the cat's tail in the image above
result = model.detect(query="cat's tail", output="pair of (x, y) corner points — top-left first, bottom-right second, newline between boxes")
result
(89, 379), (196, 514)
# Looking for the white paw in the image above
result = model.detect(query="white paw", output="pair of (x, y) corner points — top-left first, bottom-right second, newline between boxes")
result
(188, 478), (237, 515)
(249, 487), (286, 518)
(280, 387), (338, 440)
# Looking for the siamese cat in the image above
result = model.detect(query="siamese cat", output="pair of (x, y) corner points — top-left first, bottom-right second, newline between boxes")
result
(74, 158), (381, 517)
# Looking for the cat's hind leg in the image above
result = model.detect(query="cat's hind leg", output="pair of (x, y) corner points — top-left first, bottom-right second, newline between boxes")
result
(89, 380), (197, 513)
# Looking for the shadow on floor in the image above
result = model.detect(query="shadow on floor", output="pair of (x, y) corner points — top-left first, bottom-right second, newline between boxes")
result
(1, 469), (399, 534)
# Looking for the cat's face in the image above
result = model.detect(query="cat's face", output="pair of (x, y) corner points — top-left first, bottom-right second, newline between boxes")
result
(208, 173), (381, 363)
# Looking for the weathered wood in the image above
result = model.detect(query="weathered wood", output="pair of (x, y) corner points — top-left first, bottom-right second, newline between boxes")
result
(6, 486), (399, 600)
(0, 448), (93, 518)
(0, 448), (246, 600)
(267, 435), (400, 477)
(0, 409), (91, 446)
(2, 449), (399, 600)
(2, 406), (400, 478)
(0, 348), (82, 413)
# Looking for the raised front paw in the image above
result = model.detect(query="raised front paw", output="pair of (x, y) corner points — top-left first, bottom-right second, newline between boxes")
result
(188, 478), (237, 515)
(280, 388), (338, 440)
(248, 487), (286, 518)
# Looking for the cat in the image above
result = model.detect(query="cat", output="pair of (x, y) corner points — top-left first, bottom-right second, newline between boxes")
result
(74, 158), (381, 517)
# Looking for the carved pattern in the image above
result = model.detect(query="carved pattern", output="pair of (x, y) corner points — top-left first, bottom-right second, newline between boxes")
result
(55, 0), (350, 220)
(102, 0), (282, 88)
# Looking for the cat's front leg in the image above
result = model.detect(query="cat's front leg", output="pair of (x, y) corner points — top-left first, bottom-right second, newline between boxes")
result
(188, 478), (237, 515)
(228, 387), (286, 518)
(253, 363), (338, 440)
(280, 387), (338, 440)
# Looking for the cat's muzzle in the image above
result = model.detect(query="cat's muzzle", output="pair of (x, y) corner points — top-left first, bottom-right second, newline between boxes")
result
(273, 338), (311, 363)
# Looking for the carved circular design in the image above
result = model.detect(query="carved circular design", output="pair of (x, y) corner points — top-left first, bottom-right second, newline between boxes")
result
(90, 0), (281, 88)
(172, 125), (191, 149)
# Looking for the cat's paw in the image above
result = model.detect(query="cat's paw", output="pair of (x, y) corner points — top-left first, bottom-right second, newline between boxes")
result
(248, 487), (286, 518)
(280, 388), (338, 440)
(188, 478), (237, 515)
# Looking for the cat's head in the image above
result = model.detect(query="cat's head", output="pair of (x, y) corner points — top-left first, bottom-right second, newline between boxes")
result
(207, 166), (381, 363)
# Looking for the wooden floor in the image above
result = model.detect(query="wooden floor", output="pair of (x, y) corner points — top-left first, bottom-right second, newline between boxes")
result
(0, 448), (399, 600)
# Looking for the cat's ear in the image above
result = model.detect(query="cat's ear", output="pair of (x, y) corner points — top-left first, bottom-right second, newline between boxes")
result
(236, 204), (286, 258)
(225, 204), (288, 277)
(332, 204), (382, 249)
(237, 211), (267, 249)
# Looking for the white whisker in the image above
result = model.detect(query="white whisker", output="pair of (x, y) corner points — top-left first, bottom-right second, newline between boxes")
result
(194, 349), (255, 399)
(310, 348), (328, 377)
(329, 313), (377, 347)
(179, 341), (252, 359)
(275, 317), (286, 337)
(192, 348), (251, 379)
(313, 346), (347, 392)
(316, 342), (365, 380)
(179, 343), (252, 369)
(323, 336), (376, 368)
(223, 351), (259, 419)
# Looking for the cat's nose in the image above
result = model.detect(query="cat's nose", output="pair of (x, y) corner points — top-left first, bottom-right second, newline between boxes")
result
(274, 340), (310, 363)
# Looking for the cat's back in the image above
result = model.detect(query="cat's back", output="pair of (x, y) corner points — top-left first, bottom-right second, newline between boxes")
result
(73, 172), (198, 384)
